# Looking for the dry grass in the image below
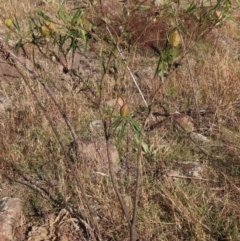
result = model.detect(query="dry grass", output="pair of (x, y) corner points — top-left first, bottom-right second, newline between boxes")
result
(0, 0), (240, 240)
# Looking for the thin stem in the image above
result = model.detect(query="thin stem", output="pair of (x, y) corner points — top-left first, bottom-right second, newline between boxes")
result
(105, 135), (133, 228)
(106, 26), (149, 109)
(131, 142), (142, 241)
(171, 4), (204, 127)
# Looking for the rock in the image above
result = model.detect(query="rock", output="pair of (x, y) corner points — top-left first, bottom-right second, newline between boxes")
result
(71, 136), (120, 175)
(173, 113), (195, 133)
(163, 161), (204, 182)
(104, 99), (118, 108)
(27, 209), (73, 241)
(0, 197), (22, 241)
(190, 132), (210, 142)
(176, 161), (204, 178)
(27, 226), (49, 241)
(135, 67), (155, 81)
(89, 120), (104, 133)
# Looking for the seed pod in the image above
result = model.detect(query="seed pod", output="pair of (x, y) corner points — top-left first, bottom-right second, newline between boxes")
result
(40, 25), (50, 36)
(40, 22), (55, 36)
(120, 103), (128, 117)
(46, 21), (56, 32)
(4, 18), (12, 28)
(169, 30), (181, 47)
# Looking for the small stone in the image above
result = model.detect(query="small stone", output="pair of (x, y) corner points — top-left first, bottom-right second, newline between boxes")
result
(0, 197), (22, 241)
(190, 132), (210, 142)
(89, 120), (104, 132)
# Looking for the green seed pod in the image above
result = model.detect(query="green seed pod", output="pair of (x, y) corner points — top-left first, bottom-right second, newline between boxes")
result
(4, 18), (12, 28)
(40, 22), (56, 36)
(40, 25), (50, 36)
(169, 30), (181, 47)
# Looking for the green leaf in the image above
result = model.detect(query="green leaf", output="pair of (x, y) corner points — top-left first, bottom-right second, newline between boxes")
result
(37, 11), (51, 21)
(57, 8), (71, 22)
(32, 47), (37, 68)
(186, 3), (197, 12)
(111, 116), (123, 132)
(66, 37), (79, 55)
(118, 121), (126, 144)
(15, 38), (22, 52)
(141, 142), (149, 153)
(128, 118), (141, 135)
(71, 7), (83, 26)
(13, 15), (20, 32)
(155, 54), (162, 78)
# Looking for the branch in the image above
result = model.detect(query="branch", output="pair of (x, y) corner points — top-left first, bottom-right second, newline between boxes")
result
(0, 42), (101, 241)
